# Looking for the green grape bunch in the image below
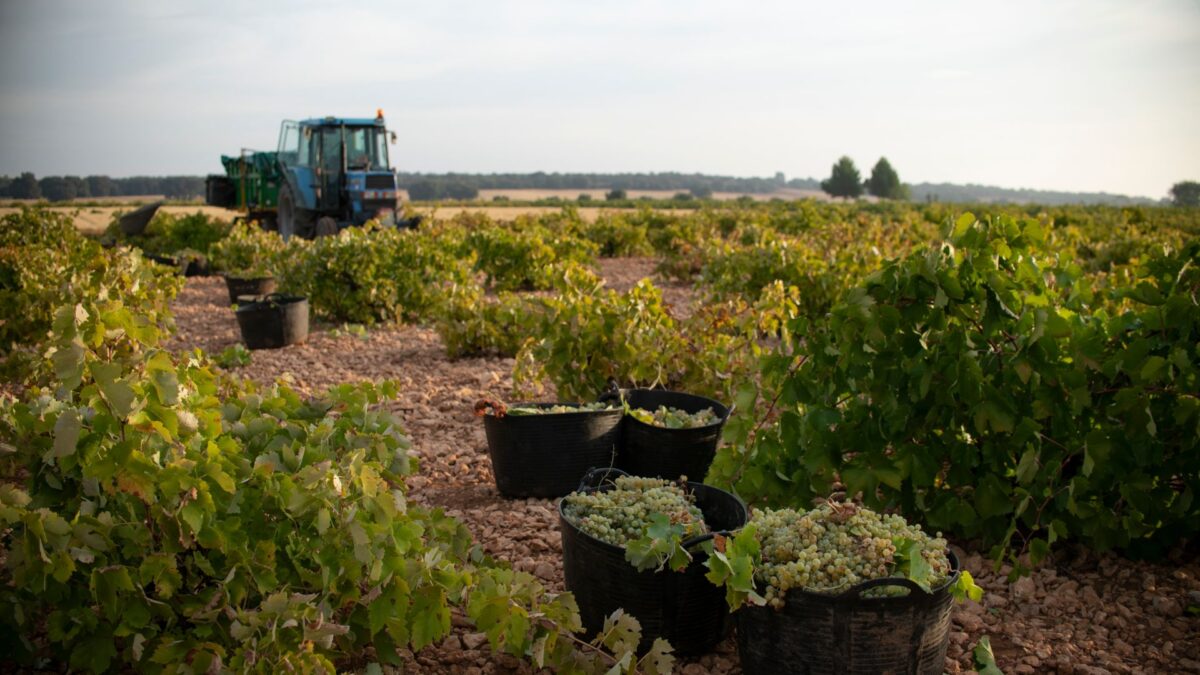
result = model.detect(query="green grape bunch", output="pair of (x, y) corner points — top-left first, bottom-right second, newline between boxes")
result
(627, 405), (720, 429)
(751, 501), (956, 607)
(474, 397), (616, 417)
(508, 401), (616, 415)
(563, 476), (713, 571)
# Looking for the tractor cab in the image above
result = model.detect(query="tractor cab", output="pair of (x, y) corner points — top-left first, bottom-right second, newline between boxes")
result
(275, 111), (403, 238)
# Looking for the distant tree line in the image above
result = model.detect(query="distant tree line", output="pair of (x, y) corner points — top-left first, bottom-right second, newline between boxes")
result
(0, 169), (1173, 207)
(0, 173), (204, 201)
(395, 171), (818, 196)
(907, 182), (1160, 206)
(818, 156), (1167, 206)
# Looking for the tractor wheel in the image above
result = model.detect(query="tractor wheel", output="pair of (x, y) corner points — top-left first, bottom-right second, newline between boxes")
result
(315, 216), (338, 237)
(277, 185), (312, 241)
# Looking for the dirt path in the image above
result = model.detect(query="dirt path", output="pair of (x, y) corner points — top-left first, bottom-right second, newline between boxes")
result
(166, 264), (1199, 674)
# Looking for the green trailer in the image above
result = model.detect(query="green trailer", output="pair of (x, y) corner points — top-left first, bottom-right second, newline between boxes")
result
(206, 150), (282, 228)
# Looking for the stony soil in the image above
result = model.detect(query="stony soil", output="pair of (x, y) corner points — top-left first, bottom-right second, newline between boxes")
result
(166, 260), (1200, 674)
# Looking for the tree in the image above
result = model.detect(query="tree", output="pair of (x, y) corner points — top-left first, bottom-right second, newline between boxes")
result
(65, 176), (89, 199)
(10, 172), (40, 200)
(820, 156), (863, 199)
(605, 189), (627, 201)
(866, 157), (908, 200)
(38, 176), (77, 202)
(1170, 181), (1200, 207)
(86, 175), (115, 198)
(406, 179), (478, 201)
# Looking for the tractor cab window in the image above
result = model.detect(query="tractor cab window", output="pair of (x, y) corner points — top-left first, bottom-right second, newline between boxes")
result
(297, 127), (313, 168)
(345, 127), (389, 171)
(319, 127), (341, 172)
(374, 130), (390, 171)
(277, 121), (300, 165)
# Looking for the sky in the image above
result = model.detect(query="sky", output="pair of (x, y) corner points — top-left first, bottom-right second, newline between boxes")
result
(1, 0), (1198, 198)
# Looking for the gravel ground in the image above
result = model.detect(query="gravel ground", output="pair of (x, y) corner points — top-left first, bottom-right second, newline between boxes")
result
(166, 262), (1199, 675)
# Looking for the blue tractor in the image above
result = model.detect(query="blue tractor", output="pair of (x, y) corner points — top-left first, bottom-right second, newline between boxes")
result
(205, 110), (418, 239)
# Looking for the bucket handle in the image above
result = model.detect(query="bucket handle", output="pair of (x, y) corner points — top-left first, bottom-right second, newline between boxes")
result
(838, 576), (930, 599)
(597, 382), (623, 405)
(237, 292), (294, 309)
(680, 529), (735, 550)
(577, 466), (629, 491)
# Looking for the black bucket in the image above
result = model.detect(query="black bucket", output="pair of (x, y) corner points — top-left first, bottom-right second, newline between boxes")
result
(118, 202), (162, 236)
(559, 467), (748, 655)
(146, 253), (179, 270)
(182, 257), (210, 277)
(601, 388), (729, 481)
(481, 403), (622, 498)
(224, 275), (277, 304)
(735, 552), (961, 675)
(235, 294), (309, 350)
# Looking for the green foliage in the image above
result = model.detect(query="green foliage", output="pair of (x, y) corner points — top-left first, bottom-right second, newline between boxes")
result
(702, 526), (766, 610)
(208, 222), (286, 277)
(281, 224), (471, 325)
(973, 636), (1005, 675)
(328, 323), (370, 341)
(515, 274), (796, 403)
(575, 213), (654, 257)
(513, 274), (677, 401)
(214, 344), (252, 368)
(2, 299), (427, 670)
(0, 291), (675, 673)
(712, 214), (1200, 567)
(624, 514), (698, 572)
(1169, 180), (1200, 207)
(462, 218), (597, 291)
(820, 156), (864, 199)
(867, 157), (908, 200)
(104, 210), (231, 258)
(431, 282), (537, 358)
(0, 208), (180, 358)
(0, 205), (81, 248)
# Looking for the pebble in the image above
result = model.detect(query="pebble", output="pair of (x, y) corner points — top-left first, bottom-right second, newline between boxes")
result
(1012, 576), (1036, 600)
(462, 633), (489, 650)
(1151, 596), (1182, 617)
(534, 562), (555, 580)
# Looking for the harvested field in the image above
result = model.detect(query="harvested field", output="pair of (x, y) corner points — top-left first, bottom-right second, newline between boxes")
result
(414, 205), (693, 223)
(164, 262), (1200, 675)
(3, 201), (691, 233)
(0, 203), (240, 235)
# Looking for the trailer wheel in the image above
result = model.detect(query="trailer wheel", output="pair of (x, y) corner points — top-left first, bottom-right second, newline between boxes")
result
(315, 217), (338, 237)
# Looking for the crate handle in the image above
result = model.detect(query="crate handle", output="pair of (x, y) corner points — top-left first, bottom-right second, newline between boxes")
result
(839, 576), (930, 599)
(576, 466), (629, 491)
